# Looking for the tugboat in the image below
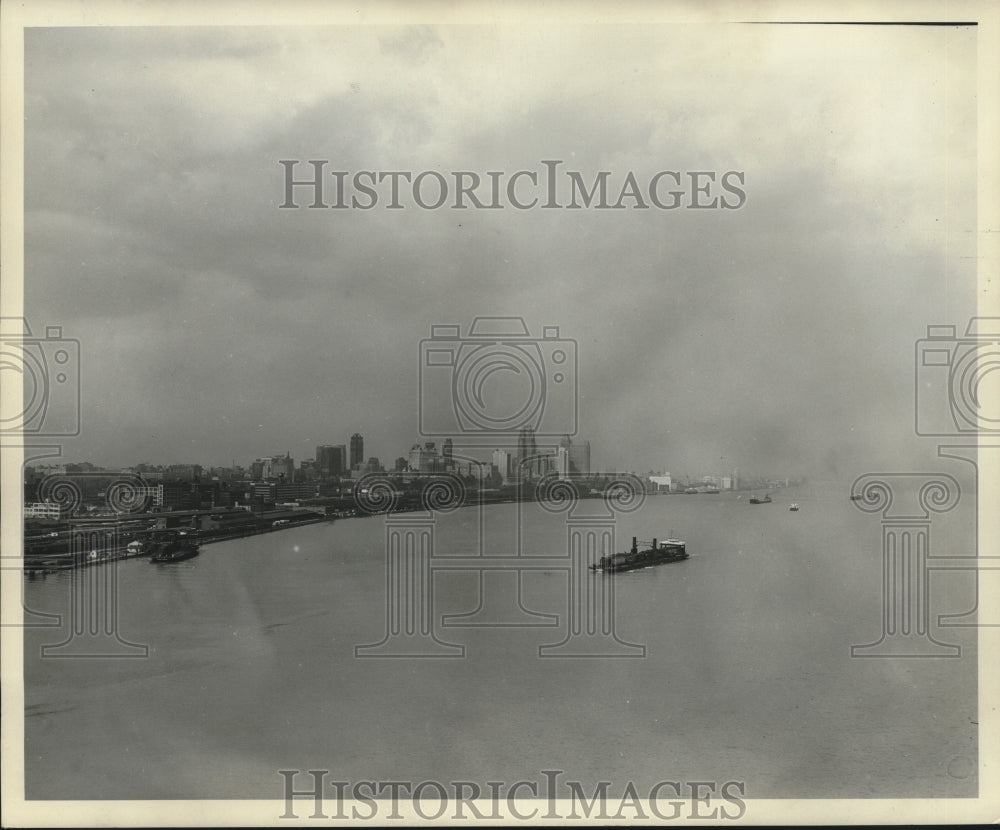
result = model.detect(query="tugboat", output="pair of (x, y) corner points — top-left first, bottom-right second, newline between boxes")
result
(149, 530), (200, 563)
(590, 536), (688, 573)
(789, 503), (800, 512)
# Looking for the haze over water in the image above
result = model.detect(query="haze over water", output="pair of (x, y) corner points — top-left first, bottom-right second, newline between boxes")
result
(24, 479), (977, 800)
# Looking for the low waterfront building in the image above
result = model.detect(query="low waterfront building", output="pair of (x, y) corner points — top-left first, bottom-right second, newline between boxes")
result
(23, 502), (64, 520)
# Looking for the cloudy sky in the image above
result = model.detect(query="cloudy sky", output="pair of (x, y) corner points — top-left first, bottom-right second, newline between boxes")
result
(21, 19), (977, 479)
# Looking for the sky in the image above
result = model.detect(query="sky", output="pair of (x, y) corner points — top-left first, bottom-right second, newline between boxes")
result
(19, 20), (978, 480)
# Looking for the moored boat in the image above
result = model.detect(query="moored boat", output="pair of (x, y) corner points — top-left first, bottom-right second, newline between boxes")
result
(149, 531), (200, 563)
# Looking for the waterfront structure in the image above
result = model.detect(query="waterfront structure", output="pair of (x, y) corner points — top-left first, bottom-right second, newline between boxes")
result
(275, 482), (317, 501)
(23, 502), (63, 519)
(648, 474), (672, 493)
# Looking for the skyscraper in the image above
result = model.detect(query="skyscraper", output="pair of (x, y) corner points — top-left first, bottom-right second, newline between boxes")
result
(556, 446), (570, 480)
(316, 445), (335, 479)
(316, 444), (348, 479)
(350, 433), (364, 470)
(517, 426), (541, 479)
(492, 448), (512, 483)
(332, 445), (347, 476)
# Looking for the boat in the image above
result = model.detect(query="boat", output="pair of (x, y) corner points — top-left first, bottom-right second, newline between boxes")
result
(748, 494), (772, 504)
(149, 531), (200, 563)
(789, 503), (800, 512)
(590, 536), (688, 573)
(126, 540), (148, 556)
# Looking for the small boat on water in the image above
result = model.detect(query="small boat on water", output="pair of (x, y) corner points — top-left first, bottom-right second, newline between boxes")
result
(749, 494), (772, 504)
(149, 531), (200, 563)
(789, 503), (800, 512)
(590, 536), (688, 573)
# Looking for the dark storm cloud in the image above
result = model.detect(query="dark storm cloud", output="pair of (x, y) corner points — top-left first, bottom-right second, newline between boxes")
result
(22, 24), (976, 477)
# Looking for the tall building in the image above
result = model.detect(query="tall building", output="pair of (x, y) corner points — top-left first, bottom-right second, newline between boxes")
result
(350, 433), (364, 470)
(332, 445), (347, 476)
(568, 439), (591, 475)
(492, 448), (512, 483)
(262, 453), (294, 481)
(516, 426), (541, 479)
(316, 444), (347, 479)
(555, 446), (570, 480)
(408, 441), (444, 473)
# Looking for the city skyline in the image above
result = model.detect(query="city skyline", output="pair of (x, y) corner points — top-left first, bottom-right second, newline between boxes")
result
(28, 431), (768, 486)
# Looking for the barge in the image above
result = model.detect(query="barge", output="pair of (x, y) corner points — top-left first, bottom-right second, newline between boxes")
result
(590, 536), (688, 573)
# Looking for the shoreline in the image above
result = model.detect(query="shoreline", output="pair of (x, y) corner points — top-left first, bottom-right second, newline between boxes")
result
(21, 487), (762, 574)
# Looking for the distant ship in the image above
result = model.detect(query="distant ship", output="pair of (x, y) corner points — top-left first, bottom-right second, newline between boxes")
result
(149, 531), (200, 563)
(590, 536), (688, 573)
(749, 494), (772, 504)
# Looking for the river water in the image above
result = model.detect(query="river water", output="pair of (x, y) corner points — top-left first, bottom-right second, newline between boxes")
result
(22, 481), (978, 800)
